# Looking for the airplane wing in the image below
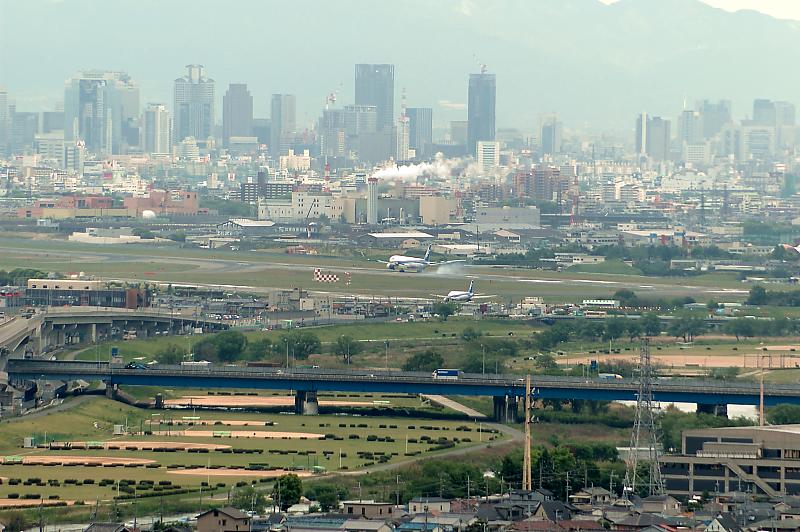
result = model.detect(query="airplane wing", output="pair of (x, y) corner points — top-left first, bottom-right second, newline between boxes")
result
(471, 295), (496, 299)
(429, 294), (449, 299)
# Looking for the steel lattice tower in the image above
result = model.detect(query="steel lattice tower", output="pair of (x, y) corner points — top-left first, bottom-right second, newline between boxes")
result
(624, 338), (664, 496)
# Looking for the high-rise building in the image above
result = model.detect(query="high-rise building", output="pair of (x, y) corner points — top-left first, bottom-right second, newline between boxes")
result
(678, 110), (703, 145)
(396, 113), (410, 161)
(635, 114), (671, 161)
(753, 99), (776, 126)
(635, 113), (648, 155)
(41, 110), (65, 134)
(540, 114), (562, 155)
(476, 141), (500, 173)
(451, 121), (468, 145)
(319, 109), (346, 158)
(645, 116), (671, 161)
(0, 87), (8, 156)
(270, 94), (296, 157)
(697, 99), (731, 139)
(252, 118), (271, 145)
(407, 107), (432, 159)
(64, 70), (139, 154)
(143, 103), (172, 155)
(354, 64), (394, 132)
(173, 65), (215, 145)
(222, 83), (253, 147)
(367, 177), (379, 224)
(467, 72), (496, 155)
(9, 109), (38, 154)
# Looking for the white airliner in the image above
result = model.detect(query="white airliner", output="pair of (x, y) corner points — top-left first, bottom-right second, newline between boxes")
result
(382, 244), (464, 273)
(434, 280), (495, 302)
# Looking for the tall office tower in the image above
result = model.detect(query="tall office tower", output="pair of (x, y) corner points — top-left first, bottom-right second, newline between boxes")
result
(270, 94), (296, 157)
(222, 83), (253, 147)
(9, 109), (38, 154)
(354, 64), (395, 132)
(396, 111), (410, 161)
(318, 108), (345, 158)
(635, 113), (647, 155)
(678, 109), (703, 145)
(143, 103), (172, 155)
(753, 99), (776, 125)
(407, 108), (432, 159)
(0, 87), (8, 156)
(467, 72), (496, 155)
(42, 111), (65, 134)
(450, 120), (468, 145)
(367, 177), (379, 224)
(252, 118), (271, 145)
(476, 141), (500, 172)
(540, 114), (562, 155)
(64, 70), (139, 154)
(697, 99), (731, 139)
(173, 65), (215, 144)
(645, 116), (671, 161)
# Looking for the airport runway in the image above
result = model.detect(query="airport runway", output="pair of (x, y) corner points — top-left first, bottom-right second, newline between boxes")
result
(0, 241), (748, 301)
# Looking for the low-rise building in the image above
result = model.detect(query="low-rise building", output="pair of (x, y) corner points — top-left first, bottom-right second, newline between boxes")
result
(197, 507), (251, 532)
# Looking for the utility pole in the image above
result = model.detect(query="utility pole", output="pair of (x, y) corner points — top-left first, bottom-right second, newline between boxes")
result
(565, 471), (571, 503)
(609, 471), (615, 495)
(396, 475), (402, 506)
(522, 375), (532, 491)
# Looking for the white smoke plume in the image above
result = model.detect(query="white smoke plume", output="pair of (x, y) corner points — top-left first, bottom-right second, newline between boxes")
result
(372, 153), (483, 182)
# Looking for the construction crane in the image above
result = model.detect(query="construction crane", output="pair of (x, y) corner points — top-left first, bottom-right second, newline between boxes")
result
(473, 54), (488, 74)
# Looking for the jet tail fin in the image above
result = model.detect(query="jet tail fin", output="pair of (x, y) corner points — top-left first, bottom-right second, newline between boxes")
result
(424, 244), (432, 261)
(468, 280), (474, 294)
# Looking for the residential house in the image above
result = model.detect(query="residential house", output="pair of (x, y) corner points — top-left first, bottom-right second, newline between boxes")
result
(197, 507), (251, 532)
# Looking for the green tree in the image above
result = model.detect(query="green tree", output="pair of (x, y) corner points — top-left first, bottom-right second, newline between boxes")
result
(305, 483), (345, 512)
(333, 335), (363, 363)
(214, 331), (248, 362)
(535, 353), (558, 370)
(433, 302), (457, 321)
(402, 349), (444, 372)
(245, 338), (274, 361)
(273, 473), (303, 510)
(724, 318), (755, 341)
(230, 485), (267, 513)
(767, 404), (800, 425)
(625, 320), (643, 342)
(603, 318), (626, 341)
(747, 285), (768, 306)
(613, 289), (638, 307)
(461, 326), (482, 342)
(155, 344), (187, 365)
(641, 313), (662, 337)
(192, 337), (219, 361)
(281, 331), (321, 361)
(4, 513), (29, 532)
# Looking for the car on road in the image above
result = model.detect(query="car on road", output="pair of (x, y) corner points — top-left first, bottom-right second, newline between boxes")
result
(125, 362), (149, 370)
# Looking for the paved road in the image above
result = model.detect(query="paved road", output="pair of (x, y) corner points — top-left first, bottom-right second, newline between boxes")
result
(423, 394), (487, 418)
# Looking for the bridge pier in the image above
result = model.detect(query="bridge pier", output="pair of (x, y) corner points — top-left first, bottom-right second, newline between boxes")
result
(294, 391), (319, 415)
(697, 403), (728, 417)
(492, 395), (518, 422)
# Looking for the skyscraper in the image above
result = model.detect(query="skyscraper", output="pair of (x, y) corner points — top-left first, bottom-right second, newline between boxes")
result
(0, 87), (8, 156)
(173, 65), (215, 144)
(354, 64), (394, 132)
(64, 70), (139, 154)
(222, 83), (253, 147)
(646, 116), (671, 161)
(270, 94), (296, 157)
(407, 107), (433, 159)
(540, 114), (562, 155)
(678, 109), (703, 145)
(467, 72), (496, 155)
(143, 103), (172, 155)
(635, 113), (648, 155)
(697, 99), (731, 139)
(396, 113), (410, 161)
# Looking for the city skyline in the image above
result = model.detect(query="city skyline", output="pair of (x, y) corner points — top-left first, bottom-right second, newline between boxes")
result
(4, 0), (800, 133)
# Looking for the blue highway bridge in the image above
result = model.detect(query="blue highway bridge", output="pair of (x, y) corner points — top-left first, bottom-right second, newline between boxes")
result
(7, 360), (799, 420)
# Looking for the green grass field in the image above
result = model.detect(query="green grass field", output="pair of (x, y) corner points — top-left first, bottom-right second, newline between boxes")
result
(0, 396), (502, 503)
(0, 235), (760, 302)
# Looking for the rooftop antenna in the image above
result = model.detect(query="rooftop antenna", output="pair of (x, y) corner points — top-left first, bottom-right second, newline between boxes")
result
(473, 54), (488, 74)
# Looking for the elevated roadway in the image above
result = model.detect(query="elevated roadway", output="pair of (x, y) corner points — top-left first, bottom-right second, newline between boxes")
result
(8, 360), (799, 420)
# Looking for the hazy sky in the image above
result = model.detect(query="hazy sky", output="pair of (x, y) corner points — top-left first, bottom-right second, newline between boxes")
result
(602, 0), (800, 20)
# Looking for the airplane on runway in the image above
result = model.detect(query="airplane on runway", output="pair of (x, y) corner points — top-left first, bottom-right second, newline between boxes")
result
(381, 244), (464, 273)
(434, 280), (495, 302)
